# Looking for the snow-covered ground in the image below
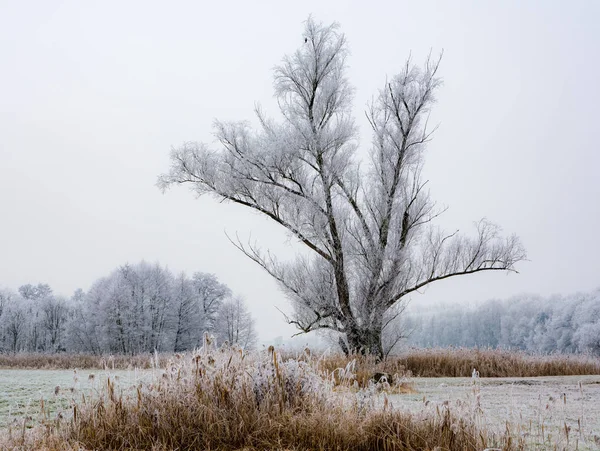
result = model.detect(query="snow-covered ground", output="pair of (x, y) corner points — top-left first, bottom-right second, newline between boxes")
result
(0, 368), (154, 428)
(1, 368), (599, 449)
(387, 375), (600, 450)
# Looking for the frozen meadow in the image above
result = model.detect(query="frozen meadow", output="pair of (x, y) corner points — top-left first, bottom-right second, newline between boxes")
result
(0, 368), (154, 429)
(1, 348), (599, 450)
(391, 375), (600, 450)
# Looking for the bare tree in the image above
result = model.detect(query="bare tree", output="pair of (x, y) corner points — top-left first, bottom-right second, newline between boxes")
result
(159, 17), (526, 358)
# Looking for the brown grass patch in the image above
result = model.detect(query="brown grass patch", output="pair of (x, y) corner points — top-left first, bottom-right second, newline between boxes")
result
(0, 353), (168, 370)
(2, 346), (520, 450)
(1, 347), (597, 378)
(395, 347), (600, 377)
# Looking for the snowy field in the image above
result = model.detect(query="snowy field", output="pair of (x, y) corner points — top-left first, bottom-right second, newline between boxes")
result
(388, 375), (600, 450)
(0, 369), (154, 429)
(1, 369), (599, 449)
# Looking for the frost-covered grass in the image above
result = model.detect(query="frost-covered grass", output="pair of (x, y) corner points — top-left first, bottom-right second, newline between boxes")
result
(2, 346), (599, 449)
(0, 368), (153, 428)
(392, 375), (600, 450)
(1, 343), (516, 450)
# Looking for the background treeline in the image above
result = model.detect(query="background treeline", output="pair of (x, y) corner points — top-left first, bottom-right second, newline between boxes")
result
(404, 288), (600, 355)
(0, 262), (257, 354)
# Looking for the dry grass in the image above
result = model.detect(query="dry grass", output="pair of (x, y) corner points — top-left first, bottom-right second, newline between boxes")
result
(1, 343), (520, 451)
(2, 347), (597, 450)
(394, 348), (600, 377)
(311, 352), (414, 391)
(1, 347), (597, 378)
(0, 353), (168, 370)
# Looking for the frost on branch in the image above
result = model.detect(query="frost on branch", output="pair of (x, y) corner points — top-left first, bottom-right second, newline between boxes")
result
(158, 17), (526, 357)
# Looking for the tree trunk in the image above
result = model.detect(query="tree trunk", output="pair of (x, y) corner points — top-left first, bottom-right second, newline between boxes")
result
(344, 325), (384, 360)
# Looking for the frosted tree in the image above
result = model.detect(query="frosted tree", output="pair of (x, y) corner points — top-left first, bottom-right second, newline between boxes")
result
(91, 262), (176, 354)
(5, 305), (26, 354)
(67, 287), (104, 354)
(18, 283), (52, 301)
(0, 288), (10, 322)
(214, 296), (258, 350)
(191, 272), (231, 336)
(41, 296), (69, 352)
(159, 17), (526, 358)
(171, 272), (230, 351)
(16, 283), (61, 352)
(70, 263), (235, 353)
(574, 322), (600, 355)
(145, 263), (173, 351)
(0, 289), (20, 353)
(172, 272), (200, 352)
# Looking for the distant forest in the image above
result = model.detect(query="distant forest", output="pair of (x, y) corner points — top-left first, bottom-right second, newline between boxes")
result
(2, 266), (599, 356)
(404, 288), (600, 355)
(0, 262), (257, 354)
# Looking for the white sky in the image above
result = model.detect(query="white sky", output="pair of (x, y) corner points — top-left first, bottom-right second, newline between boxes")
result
(1, 0), (599, 341)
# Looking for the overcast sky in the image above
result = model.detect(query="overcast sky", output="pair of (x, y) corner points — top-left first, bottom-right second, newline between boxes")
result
(1, 1), (598, 342)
